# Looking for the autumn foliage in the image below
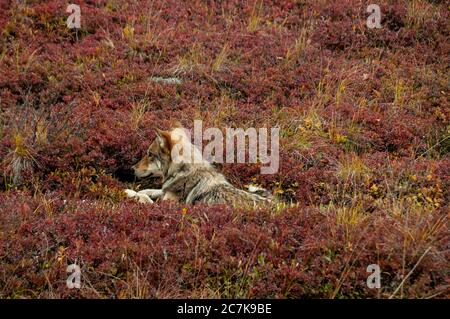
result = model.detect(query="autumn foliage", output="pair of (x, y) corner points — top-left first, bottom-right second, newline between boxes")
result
(0, 0), (448, 298)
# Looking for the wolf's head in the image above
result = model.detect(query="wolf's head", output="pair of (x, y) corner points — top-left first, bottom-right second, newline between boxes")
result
(132, 129), (173, 178)
(132, 127), (207, 179)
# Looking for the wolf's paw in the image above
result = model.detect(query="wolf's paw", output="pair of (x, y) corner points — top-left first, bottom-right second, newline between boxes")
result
(246, 185), (271, 198)
(124, 189), (137, 197)
(137, 189), (164, 199)
(124, 189), (154, 204)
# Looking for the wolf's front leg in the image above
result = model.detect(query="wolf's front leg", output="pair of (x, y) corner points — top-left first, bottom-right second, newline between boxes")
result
(138, 189), (179, 202)
(124, 189), (153, 204)
(136, 189), (164, 199)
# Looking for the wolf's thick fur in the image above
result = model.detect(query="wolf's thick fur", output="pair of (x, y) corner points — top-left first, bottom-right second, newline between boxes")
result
(125, 128), (272, 207)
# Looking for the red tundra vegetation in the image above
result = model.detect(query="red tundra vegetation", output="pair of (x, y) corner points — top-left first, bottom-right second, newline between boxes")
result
(0, 0), (448, 298)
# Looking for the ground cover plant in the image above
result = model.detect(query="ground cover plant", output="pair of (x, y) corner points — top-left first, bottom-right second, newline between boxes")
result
(0, 0), (448, 298)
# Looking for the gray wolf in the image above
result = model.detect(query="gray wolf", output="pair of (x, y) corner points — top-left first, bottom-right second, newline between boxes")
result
(125, 127), (272, 207)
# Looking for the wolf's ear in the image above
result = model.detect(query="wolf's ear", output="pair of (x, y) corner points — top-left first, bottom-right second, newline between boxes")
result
(155, 129), (172, 154)
(171, 120), (182, 129)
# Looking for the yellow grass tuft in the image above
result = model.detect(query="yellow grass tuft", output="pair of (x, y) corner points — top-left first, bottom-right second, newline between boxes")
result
(212, 43), (230, 72)
(130, 99), (150, 130)
(285, 28), (309, 62)
(334, 203), (367, 226)
(406, 0), (440, 31)
(247, 1), (263, 32)
(335, 153), (371, 182)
